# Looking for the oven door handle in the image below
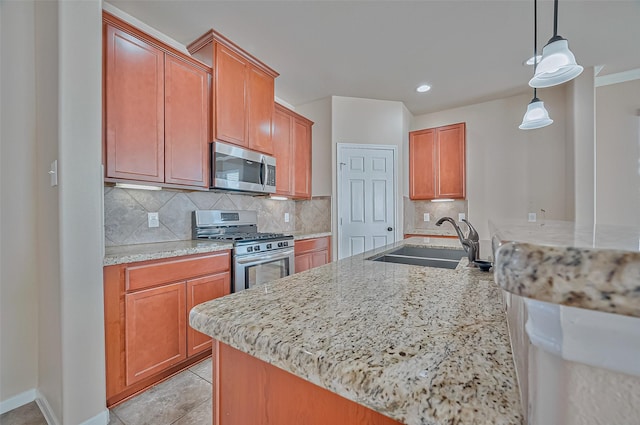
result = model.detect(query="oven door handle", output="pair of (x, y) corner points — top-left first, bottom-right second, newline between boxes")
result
(235, 248), (295, 265)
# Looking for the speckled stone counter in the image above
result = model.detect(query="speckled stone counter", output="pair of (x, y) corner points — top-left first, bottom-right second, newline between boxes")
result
(491, 220), (640, 318)
(291, 231), (332, 240)
(190, 238), (523, 425)
(104, 240), (233, 266)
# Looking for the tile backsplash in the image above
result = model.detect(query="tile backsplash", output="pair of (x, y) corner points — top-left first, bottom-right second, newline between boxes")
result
(104, 186), (331, 246)
(403, 197), (469, 235)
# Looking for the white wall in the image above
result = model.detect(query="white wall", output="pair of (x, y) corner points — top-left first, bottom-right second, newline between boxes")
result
(1, 1), (106, 423)
(595, 78), (640, 226)
(331, 96), (406, 256)
(57, 1), (106, 423)
(0, 0), (39, 409)
(412, 88), (569, 240)
(297, 97), (332, 197)
(567, 69), (596, 224)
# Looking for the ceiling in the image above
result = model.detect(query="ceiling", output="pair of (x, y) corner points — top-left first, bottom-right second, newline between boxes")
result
(105, 0), (640, 115)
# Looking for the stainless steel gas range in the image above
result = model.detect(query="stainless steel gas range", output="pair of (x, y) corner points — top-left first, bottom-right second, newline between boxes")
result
(193, 210), (294, 293)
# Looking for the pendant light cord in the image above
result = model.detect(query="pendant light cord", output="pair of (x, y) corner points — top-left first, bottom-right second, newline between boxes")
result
(553, 0), (559, 37)
(533, 0), (538, 99)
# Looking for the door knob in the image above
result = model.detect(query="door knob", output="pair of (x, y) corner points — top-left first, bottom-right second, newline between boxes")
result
(387, 227), (393, 231)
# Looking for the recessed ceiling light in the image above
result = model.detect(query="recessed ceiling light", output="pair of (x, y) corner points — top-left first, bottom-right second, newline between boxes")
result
(524, 55), (543, 66)
(416, 84), (431, 93)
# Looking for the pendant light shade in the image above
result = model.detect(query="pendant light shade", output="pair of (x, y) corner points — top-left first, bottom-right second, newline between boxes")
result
(519, 97), (553, 130)
(529, 0), (583, 88)
(529, 36), (583, 88)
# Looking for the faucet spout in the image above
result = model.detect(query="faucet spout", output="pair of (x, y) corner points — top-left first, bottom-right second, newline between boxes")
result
(435, 217), (467, 244)
(436, 216), (480, 265)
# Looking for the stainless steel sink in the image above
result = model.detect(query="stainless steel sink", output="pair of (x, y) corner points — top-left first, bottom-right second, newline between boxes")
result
(367, 246), (465, 269)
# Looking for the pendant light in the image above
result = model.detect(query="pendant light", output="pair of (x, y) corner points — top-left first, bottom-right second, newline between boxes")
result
(521, 0), (553, 130)
(529, 0), (583, 88)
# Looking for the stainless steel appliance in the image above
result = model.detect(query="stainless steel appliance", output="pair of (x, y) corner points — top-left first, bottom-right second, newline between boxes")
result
(211, 142), (276, 194)
(193, 210), (294, 293)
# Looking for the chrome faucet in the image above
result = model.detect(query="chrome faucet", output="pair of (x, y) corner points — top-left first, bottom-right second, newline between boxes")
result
(435, 217), (479, 265)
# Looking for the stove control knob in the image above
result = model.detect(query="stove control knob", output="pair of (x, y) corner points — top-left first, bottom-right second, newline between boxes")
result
(283, 241), (288, 247)
(277, 242), (283, 247)
(266, 243), (272, 249)
(247, 246), (253, 252)
(254, 245), (260, 251)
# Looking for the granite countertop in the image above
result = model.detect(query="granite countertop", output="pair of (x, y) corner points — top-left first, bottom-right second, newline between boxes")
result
(290, 231), (332, 240)
(403, 228), (457, 237)
(491, 219), (640, 318)
(104, 240), (233, 266)
(190, 238), (523, 425)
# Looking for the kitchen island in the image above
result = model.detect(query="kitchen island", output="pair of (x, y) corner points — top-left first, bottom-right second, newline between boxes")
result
(190, 237), (523, 425)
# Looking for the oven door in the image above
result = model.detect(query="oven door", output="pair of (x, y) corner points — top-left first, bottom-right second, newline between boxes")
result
(233, 247), (295, 293)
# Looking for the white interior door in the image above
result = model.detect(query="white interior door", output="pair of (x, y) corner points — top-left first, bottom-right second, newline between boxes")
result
(337, 144), (396, 259)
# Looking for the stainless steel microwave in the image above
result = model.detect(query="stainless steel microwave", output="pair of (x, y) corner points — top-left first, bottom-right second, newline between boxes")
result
(211, 142), (276, 194)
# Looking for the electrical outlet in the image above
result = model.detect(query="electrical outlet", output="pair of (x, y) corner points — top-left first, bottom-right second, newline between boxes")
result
(423, 213), (430, 222)
(528, 212), (537, 222)
(284, 213), (290, 223)
(148, 212), (159, 228)
(458, 213), (465, 222)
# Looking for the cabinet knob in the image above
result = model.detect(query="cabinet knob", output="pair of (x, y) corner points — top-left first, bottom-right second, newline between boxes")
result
(387, 227), (393, 231)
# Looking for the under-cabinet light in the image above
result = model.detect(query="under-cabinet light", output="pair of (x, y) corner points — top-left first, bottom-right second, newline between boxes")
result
(431, 199), (455, 203)
(270, 196), (289, 201)
(115, 183), (162, 191)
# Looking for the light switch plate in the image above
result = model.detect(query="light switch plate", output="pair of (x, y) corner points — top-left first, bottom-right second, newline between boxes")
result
(528, 212), (537, 222)
(423, 213), (430, 222)
(148, 212), (159, 228)
(458, 213), (465, 222)
(284, 213), (290, 223)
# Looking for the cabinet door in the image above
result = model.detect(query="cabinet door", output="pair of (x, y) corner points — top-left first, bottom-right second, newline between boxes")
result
(125, 282), (186, 386)
(247, 66), (274, 154)
(293, 118), (312, 199)
(409, 129), (435, 200)
(310, 251), (329, 269)
(105, 25), (164, 182)
(186, 273), (231, 357)
(436, 123), (466, 199)
(294, 253), (312, 274)
(272, 107), (293, 196)
(164, 54), (210, 187)
(215, 44), (247, 146)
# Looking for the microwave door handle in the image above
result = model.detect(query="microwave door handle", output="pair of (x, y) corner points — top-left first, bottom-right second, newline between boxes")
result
(260, 157), (267, 188)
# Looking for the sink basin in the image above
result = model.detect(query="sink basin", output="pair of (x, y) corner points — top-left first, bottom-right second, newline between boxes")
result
(367, 246), (465, 269)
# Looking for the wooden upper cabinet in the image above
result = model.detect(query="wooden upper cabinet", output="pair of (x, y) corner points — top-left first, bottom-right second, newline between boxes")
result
(247, 67), (275, 154)
(409, 123), (466, 200)
(164, 54), (210, 187)
(272, 103), (313, 199)
(436, 123), (466, 199)
(103, 13), (212, 190)
(293, 118), (312, 199)
(215, 44), (247, 147)
(409, 129), (435, 200)
(273, 106), (293, 195)
(187, 30), (278, 155)
(105, 24), (165, 182)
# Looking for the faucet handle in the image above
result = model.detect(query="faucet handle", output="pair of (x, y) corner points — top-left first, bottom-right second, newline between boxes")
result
(461, 218), (479, 242)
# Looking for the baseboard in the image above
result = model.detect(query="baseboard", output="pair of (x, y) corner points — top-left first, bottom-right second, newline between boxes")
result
(35, 391), (109, 425)
(35, 392), (60, 425)
(0, 388), (36, 414)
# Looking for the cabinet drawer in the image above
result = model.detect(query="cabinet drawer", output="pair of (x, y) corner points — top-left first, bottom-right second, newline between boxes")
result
(126, 252), (230, 292)
(295, 237), (329, 255)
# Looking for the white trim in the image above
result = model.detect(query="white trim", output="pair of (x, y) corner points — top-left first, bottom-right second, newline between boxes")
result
(77, 409), (110, 425)
(0, 389), (36, 414)
(101, 3), (190, 55)
(35, 392), (60, 425)
(595, 68), (640, 87)
(336, 143), (399, 259)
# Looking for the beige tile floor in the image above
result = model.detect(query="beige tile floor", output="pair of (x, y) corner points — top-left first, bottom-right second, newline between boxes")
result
(0, 358), (213, 425)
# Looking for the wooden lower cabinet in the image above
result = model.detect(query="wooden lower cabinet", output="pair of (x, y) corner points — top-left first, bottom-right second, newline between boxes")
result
(104, 251), (231, 407)
(294, 236), (331, 273)
(213, 341), (402, 425)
